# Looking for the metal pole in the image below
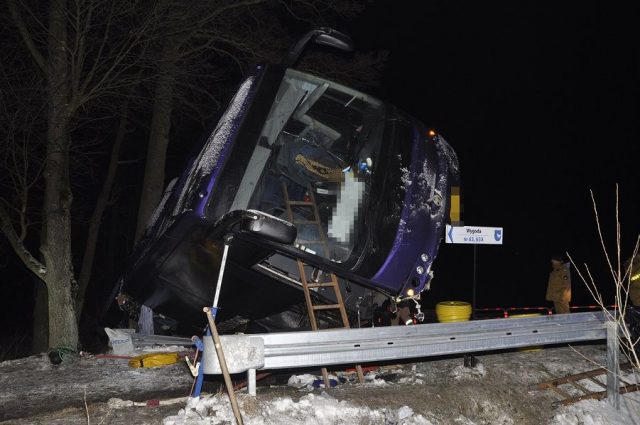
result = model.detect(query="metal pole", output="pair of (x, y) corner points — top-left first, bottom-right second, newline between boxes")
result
(472, 244), (477, 319)
(212, 241), (231, 313)
(204, 307), (244, 425)
(606, 320), (620, 409)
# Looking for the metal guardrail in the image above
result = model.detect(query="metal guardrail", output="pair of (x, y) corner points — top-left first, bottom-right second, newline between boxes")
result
(133, 310), (615, 399)
(131, 311), (608, 372)
(259, 311), (607, 369)
(199, 311), (607, 375)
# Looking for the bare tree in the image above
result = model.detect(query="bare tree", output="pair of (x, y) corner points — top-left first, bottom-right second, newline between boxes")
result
(1, 0), (155, 351)
(569, 185), (640, 379)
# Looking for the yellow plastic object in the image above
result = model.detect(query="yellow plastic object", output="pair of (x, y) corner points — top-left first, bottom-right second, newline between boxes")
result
(128, 352), (180, 368)
(435, 301), (472, 323)
(509, 313), (543, 352)
(449, 186), (461, 224)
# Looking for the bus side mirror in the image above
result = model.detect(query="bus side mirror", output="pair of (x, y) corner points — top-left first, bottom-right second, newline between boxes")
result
(313, 28), (354, 52)
(240, 210), (297, 245)
(284, 27), (354, 67)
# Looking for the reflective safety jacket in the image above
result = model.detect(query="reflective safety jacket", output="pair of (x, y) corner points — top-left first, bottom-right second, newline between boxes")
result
(546, 262), (571, 303)
(628, 255), (640, 306)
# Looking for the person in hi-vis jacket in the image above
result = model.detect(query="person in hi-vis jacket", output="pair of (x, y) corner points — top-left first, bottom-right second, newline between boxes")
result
(546, 253), (571, 314)
(626, 254), (640, 307)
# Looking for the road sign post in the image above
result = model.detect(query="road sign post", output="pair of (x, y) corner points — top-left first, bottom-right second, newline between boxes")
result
(445, 225), (503, 318)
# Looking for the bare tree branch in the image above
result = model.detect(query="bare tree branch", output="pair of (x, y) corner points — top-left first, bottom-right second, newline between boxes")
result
(0, 204), (47, 279)
(6, 0), (46, 73)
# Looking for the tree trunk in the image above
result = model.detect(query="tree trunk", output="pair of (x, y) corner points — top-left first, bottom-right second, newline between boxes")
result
(40, 114), (78, 349)
(44, 263), (78, 349)
(135, 41), (178, 242)
(31, 279), (48, 353)
(40, 0), (78, 350)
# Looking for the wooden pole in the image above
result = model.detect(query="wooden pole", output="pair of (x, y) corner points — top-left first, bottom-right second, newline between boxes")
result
(203, 307), (244, 425)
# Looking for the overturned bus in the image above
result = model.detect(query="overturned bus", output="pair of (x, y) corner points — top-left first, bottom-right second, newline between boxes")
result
(110, 29), (460, 335)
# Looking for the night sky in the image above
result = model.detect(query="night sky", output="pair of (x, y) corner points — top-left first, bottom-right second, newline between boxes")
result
(2, 3), (639, 351)
(352, 2), (640, 310)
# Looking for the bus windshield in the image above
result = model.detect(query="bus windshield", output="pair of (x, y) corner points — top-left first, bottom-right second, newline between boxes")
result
(209, 69), (386, 263)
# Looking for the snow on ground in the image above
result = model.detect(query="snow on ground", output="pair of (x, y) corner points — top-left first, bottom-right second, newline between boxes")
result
(162, 380), (640, 425)
(160, 343), (640, 425)
(1, 342), (639, 424)
(164, 392), (433, 425)
(0, 345), (194, 423)
(549, 398), (639, 425)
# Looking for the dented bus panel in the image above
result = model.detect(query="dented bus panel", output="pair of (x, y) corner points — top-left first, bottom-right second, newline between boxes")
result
(114, 64), (460, 334)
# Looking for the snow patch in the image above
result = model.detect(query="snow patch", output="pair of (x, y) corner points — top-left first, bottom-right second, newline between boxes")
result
(173, 77), (255, 216)
(163, 392), (435, 425)
(549, 398), (640, 425)
(401, 166), (412, 187)
(434, 134), (460, 177)
(451, 362), (486, 380)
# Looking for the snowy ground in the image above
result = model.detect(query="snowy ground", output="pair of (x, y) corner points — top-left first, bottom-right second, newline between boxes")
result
(1, 342), (639, 424)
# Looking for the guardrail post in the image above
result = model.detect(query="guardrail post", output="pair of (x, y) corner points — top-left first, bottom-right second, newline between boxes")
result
(606, 320), (620, 409)
(247, 369), (256, 396)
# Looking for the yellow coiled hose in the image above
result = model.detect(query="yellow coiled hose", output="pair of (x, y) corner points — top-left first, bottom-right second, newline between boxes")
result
(435, 301), (472, 322)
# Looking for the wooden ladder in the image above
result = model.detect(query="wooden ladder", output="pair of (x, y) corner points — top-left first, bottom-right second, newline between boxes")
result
(282, 182), (365, 387)
(537, 363), (639, 406)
